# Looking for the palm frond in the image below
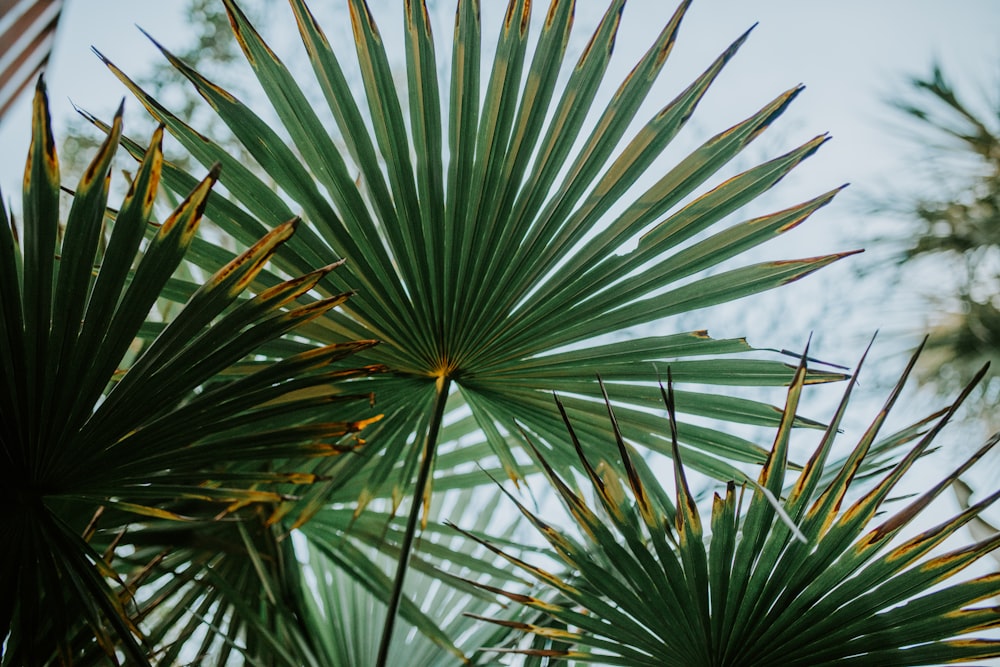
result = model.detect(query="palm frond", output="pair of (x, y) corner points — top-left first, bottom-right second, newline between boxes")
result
(95, 0), (852, 495)
(296, 488), (531, 666)
(0, 78), (380, 666)
(89, 0), (859, 659)
(468, 346), (1000, 666)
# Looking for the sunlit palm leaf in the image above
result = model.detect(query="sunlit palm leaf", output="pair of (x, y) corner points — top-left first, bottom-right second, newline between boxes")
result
(467, 346), (1000, 666)
(96, 0), (851, 495)
(80, 513), (319, 667)
(85, 445), (534, 666)
(0, 79), (380, 666)
(120, 488), (538, 666)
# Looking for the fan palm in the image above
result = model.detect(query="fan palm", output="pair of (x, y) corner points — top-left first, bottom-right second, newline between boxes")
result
(91, 0), (857, 659)
(0, 79), (380, 666)
(465, 344), (1000, 666)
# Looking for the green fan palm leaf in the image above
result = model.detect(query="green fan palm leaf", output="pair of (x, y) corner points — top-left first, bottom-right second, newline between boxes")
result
(97, 0), (851, 487)
(92, 0), (857, 658)
(0, 80), (380, 666)
(466, 346), (1000, 665)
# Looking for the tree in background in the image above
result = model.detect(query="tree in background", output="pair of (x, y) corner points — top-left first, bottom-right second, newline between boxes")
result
(59, 0), (268, 184)
(872, 65), (1000, 431)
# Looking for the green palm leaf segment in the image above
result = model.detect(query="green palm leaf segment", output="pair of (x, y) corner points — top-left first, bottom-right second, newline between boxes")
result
(466, 346), (1000, 666)
(0, 79), (381, 666)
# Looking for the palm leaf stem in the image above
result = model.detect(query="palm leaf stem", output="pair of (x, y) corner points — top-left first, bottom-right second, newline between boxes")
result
(376, 374), (451, 667)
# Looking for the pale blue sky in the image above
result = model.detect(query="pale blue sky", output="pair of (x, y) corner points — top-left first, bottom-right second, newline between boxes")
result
(2, 0), (997, 197)
(4, 2), (1000, 655)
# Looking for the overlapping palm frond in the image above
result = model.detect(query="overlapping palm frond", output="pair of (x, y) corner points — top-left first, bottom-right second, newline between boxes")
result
(466, 345), (1000, 666)
(0, 79), (380, 666)
(110, 488), (537, 666)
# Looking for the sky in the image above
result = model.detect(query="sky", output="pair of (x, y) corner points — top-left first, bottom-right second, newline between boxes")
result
(3, 0), (997, 334)
(4, 0), (997, 191)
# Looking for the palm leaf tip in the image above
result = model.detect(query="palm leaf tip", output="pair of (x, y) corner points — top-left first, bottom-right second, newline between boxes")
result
(471, 346), (1000, 666)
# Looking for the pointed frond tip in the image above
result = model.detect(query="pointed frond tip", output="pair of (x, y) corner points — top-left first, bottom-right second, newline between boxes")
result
(87, 0), (885, 661)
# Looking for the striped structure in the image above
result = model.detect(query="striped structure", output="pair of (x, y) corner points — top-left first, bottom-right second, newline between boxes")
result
(0, 0), (64, 121)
